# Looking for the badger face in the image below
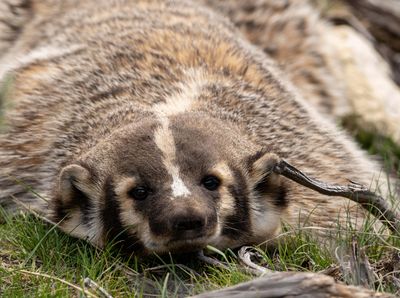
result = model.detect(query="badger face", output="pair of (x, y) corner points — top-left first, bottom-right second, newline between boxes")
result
(53, 113), (287, 255)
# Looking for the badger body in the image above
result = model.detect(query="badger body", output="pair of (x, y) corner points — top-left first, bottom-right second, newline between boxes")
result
(0, 0), (387, 254)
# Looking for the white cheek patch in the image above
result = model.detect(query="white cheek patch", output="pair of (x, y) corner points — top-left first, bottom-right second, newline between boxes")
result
(60, 210), (104, 248)
(250, 197), (282, 239)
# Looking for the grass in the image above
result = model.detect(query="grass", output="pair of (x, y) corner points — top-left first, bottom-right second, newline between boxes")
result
(1, 199), (400, 296)
(342, 115), (400, 175)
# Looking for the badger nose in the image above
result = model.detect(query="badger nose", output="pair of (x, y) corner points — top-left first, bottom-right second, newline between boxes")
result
(173, 217), (204, 231)
(171, 215), (205, 239)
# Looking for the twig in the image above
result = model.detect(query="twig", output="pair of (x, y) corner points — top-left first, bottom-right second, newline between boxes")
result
(349, 238), (375, 288)
(237, 246), (274, 276)
(84, 277), (113, 298)
(9, 268), (99, 298)
(144, 264), (202, 278)
(196, 250), (230, 270)
(273, 159), (400, 234)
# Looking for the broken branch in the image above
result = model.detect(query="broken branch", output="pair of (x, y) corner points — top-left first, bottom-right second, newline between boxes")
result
(237, 246), (273, 276)
(273, 159), (400, 234)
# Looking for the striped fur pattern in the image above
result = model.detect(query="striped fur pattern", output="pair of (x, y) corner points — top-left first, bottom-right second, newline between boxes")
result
(0, 0), (391, 254)
(201, 0), (351, 118)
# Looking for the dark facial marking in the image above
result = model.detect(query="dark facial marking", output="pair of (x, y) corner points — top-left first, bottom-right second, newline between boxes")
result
(275, 185), (288, 208)
(102, 177), (144, 255)
(222, 167), (251, 238)
(245, 149), (269, 170)
(53, 197), (69, 223)
(254, 175), (288, 208)
(72, 184), (92, 225)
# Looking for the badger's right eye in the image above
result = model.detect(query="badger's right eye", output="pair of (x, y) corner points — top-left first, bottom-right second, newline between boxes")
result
(128, 186), (149, 201)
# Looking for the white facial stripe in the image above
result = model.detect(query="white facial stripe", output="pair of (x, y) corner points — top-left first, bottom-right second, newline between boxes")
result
(152, 69), (207, 200)
(152, 68), (206, 117)
(151, 69), (208, 198)
(170, 164), (191, 197)
(154, 117), (191, 198)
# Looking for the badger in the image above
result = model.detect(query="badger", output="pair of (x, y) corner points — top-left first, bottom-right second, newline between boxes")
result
(0, 0), (391, 254)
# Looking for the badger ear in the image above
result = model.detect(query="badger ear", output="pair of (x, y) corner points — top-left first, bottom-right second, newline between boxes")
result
(55, 164), (104, 245)
(247, 151), (288, 207)
(58, 164), (95, 205)
(248, 151), (279, 182)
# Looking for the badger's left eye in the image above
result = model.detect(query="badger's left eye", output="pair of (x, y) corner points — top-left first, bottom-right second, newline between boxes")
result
(201, 175), (221, 191)
(128, 186), (149, 201)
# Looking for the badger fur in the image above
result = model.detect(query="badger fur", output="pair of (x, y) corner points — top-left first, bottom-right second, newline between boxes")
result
(0, 0), (391, 254)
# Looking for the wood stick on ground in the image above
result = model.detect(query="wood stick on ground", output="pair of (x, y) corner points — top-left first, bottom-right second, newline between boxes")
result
(189, 271), (395, 298)
(144, 264), (202, 278)
(273, 159), (400, 234)
(84, 277), (113, 298)
(8, 269), (99, 298)
(196, 250), (230, 270)
(237, 246), (273, 276)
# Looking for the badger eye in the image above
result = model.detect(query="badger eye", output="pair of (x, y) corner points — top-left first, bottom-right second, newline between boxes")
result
(128, 186), (149, 201)
(201, 175), (221, 191)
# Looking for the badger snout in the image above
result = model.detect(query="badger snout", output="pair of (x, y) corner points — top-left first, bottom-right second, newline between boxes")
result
(171, 213), (206, 240)
(148, 204), (218, 248)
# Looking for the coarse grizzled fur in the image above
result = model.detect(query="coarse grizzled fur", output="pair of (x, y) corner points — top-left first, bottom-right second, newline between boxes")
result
(0, 0), (394, 254)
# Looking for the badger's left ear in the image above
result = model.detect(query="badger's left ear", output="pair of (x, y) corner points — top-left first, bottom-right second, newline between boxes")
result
(247, 151), (288, 207)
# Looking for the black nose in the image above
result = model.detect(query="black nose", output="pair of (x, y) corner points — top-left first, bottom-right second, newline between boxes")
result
(174, 218), (204, 231)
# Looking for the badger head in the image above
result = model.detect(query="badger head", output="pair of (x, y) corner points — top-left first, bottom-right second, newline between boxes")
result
(52, 112), (288, 255)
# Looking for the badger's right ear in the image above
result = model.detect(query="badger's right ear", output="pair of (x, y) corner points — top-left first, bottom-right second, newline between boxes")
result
(59, 164), (90, 203)
(58, 164), (97, 207)
(54, 164), (104, 244)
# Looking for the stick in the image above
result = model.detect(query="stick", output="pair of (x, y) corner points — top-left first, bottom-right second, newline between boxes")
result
(237, 246), (273, 276)
(196, 250), (230, 270)
(273, 159), (400, 234)
(189, 271), (396, 298)
(84, 277), (113, 298)
(144, 264), (201, 278)
(7, 268), (99, 298)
